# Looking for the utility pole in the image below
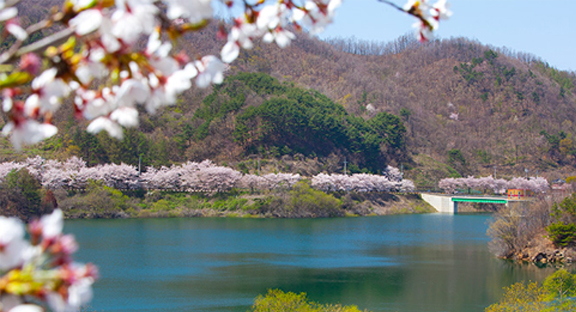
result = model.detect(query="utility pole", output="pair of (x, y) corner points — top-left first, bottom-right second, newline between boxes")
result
(138, 155), (141, 176)
(494, 165), (496, 179)
(343, 158), (348, 175)
(525, 168), (529, 179)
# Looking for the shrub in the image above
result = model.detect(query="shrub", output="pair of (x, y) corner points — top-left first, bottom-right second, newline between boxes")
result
(487, 198), (552, 258)
(210, 197), (248, 211)
(486, 269), (576, 312)
(0, 168), (45, 220)
(552, 193), (576, 223)
(250, 289), (367, 312)
(546, 222), (576, 247)
(59, 180), (134, 217)
(151, 199), (171, 212)
(485, 281), (547, 312)
(287, 181), (343, 217)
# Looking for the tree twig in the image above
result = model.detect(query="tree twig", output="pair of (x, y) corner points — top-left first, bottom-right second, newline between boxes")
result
(15, 28), (74, 58)
(0, 16), (73, 65)
(376, 0), (433, 31)
(375, 0), (406, 13)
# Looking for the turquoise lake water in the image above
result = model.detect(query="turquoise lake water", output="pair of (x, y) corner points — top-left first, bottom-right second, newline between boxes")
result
(65, 214), (556, 312)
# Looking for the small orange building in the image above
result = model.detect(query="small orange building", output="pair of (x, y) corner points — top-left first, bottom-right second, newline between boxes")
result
(507, 189), (533, 200)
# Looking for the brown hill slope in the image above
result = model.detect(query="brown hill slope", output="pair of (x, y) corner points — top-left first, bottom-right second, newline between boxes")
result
(3, 9), (576, 181)
(178, 24), (576, 179)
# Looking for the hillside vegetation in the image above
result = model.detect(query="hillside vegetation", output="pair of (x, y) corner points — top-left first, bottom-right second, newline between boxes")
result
(2, 7), (576, 182)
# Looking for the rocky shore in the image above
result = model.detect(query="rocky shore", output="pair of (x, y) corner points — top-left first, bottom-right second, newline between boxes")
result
(511, 233), (576, 264)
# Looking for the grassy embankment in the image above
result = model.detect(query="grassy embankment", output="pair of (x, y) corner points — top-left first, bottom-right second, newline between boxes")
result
(55, 180), (434, 219)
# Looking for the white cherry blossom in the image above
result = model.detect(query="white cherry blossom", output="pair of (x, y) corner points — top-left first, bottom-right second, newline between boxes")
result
(47, 277), (94, 312)
(111, 106), (139, 128)
(8, 304), (44, 312)
(220, 41), (240, 64)
(98, 17), (121, 53)
(432, 0), (452, 20)
(263, 28), (295, 48)
(77, 91), (112, 120)
(6, 20), (27, 41)
(257, 4), (282, 30)
(146, 34), (179, 76)
(195, 56), (226, 88)
(2, 119), (58, 150)
(0, 7), (17, 21)
(292, 0), (342, 34)
(111, 0), (158, 45)
(0, 216), (28, 270)
(221, 20), (260, 63)
(115, 78), (150, 108)
(68, 9), (103, 36)
(87, 117), (124, 139)
(164, 0), (213, 23)
(40, 209), (64, 240)
(25, 68), (70, 116)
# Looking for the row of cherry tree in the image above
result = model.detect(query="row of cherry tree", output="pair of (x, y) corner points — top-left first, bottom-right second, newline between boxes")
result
(438, 176), (549, 194)
(0, 156), (415, 193)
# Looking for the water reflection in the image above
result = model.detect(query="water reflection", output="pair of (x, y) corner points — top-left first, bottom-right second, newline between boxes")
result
(65, 215), (558, 312)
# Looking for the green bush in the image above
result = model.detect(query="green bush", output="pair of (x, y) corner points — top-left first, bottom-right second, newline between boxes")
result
(0, 168), (45, 220)
(142, 192), (204, 211)
(60, 180), (134, 217)
(212, 197), (247, 211)
(252, 181), (343, 218)
(552, 193), (576, 223)
(546, 222), (576, 247)
(486, 269), (576, 312)
(287, 181), (342, 217)
(151, 199), (171, 212)
(250, 289), (367, 312)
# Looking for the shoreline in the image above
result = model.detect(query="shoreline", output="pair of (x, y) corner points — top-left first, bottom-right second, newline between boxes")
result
(503, 233), (576, 264)
(59, 191), (438, 220)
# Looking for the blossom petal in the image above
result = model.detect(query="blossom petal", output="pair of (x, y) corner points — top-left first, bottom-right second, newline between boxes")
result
(69, 9), (103, 36)
(221, 41), (239, 64)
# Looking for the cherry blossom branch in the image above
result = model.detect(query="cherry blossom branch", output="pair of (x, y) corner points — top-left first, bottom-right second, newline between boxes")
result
(12, 28), (75, 59)
(0, 19), (56, 64)
(375, 0), (406, 13)
(376, 0), (431, 26)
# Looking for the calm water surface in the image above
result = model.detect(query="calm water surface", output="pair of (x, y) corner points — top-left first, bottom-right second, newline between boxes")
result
(65, 214), (555, 312)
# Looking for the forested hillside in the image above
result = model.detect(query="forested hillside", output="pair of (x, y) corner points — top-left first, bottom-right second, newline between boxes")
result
(2, 4), (576, 183)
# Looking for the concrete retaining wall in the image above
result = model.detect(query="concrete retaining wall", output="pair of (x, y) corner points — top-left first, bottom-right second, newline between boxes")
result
(421, 194), (457, 214)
